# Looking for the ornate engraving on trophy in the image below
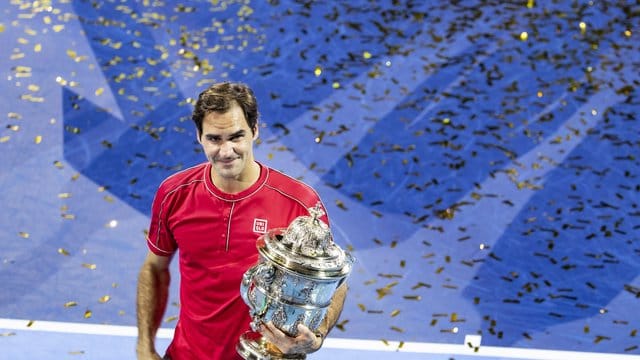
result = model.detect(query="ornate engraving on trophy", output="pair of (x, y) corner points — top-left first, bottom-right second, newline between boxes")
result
(299, 282), (314, 304)
(272, 305), (288, 329)
(271, 268), (286, 298)
(308, 312), (322, 331)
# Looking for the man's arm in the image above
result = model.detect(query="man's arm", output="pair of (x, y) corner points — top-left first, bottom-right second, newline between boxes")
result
(260, 282), (349, 354)
(136, 251), (171, 360)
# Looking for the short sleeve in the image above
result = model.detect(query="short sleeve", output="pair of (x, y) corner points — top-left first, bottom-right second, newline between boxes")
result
(146, 184), (177, 256)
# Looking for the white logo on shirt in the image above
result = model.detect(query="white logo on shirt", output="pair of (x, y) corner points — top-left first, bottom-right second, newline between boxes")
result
(253, 218), (268, 234)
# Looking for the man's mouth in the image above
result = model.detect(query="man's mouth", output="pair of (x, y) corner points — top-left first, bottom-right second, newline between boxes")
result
(216, 158), (237, 165)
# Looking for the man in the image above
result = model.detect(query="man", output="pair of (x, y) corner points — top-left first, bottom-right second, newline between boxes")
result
(136, 81), (347, 360)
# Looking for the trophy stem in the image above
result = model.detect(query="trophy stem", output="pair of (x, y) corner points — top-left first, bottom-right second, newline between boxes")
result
(237, 332), (306, 360)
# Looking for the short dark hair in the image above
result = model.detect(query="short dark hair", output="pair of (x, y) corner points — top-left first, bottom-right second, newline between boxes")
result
(192, 81), (259, 137)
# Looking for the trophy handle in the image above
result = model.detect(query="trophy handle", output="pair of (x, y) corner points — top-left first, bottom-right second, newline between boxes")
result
(241, 263), (274, 331)
(240, 265), (257, 306)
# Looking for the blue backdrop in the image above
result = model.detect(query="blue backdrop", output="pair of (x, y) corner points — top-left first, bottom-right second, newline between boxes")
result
(1, 0), (638, 356)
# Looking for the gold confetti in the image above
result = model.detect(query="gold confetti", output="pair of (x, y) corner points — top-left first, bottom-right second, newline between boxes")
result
(363, 51), (372, 59)
(82, 263), (96, 270)
(411, 282), (431, 290)
(335, 199), (347, 210)
(335, 319), (349, 331)
(34, 135), (42, 144)
(26, 320), (34, 327)
(95, 87), (104, 96)
(64, 301), (77, 307)
(58, 192), (72, 198)
(519, 32), (528, 41)
(376, 281), (398, 299)
(21, 94), (44, 102)
(98, 295), (110, 303)
(1, 332), (16, 337)
(579, 22), (587, 34)
(58, 248), (70, 256)
(18, 232), (29, 238)
(68, 350), (85, 355)
(594, 335), (610, 344)
(34, 43), (42, 52)
(314, 66), (322, 77)
(0, 136), (10, 143)
(390, 309), (401, 317)
(84, 310), (92, 318)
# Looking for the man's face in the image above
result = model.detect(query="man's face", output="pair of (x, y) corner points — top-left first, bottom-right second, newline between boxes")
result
(197, 103), (258, 183)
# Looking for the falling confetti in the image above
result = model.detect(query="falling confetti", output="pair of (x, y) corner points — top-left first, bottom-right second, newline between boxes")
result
(0, 0), (638, 356)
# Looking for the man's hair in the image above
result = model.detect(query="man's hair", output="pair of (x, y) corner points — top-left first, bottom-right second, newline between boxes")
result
(192, 81), (259, 137)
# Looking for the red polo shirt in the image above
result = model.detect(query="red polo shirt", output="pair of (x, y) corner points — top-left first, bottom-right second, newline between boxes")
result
(146, 161), (328, 360)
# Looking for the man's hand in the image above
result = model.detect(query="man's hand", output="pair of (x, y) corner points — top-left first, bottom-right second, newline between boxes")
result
(259, 322), (323, 355)
(136, 348), (163, 360)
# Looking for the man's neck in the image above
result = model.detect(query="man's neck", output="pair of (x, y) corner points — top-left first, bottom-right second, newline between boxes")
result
(212, 161), (261, 194)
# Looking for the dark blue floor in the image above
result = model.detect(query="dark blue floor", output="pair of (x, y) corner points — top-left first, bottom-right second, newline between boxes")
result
(1, 1), (639, 358)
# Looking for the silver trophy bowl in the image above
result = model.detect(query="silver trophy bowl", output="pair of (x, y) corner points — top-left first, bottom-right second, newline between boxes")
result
(237, 204), (353, 359)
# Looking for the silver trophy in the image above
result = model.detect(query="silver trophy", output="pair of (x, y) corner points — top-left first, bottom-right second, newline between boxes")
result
(237, 203), (354, 359)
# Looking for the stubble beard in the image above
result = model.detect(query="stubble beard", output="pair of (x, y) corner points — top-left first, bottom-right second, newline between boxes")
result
(213, 156), (243, 180)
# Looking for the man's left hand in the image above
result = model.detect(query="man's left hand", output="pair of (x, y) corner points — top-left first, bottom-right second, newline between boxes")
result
(259, 322), (323, 355)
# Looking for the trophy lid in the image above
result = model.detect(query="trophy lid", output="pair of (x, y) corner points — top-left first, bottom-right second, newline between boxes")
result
(256, 203), (353, 279)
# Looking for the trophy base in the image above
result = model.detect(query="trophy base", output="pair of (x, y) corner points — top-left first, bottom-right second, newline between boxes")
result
(237, 332), (306, 360)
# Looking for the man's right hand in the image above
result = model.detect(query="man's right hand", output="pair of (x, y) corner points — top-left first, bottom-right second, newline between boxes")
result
(136, 348), (163, 360)
(136, 252), (172, 360)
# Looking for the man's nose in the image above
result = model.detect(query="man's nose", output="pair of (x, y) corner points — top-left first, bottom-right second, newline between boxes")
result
(219, 141), (234, 156)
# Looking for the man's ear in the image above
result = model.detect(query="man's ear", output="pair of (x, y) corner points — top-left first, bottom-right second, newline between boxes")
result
(196, 130), (202, 144)
(252, 124), (259, 140)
